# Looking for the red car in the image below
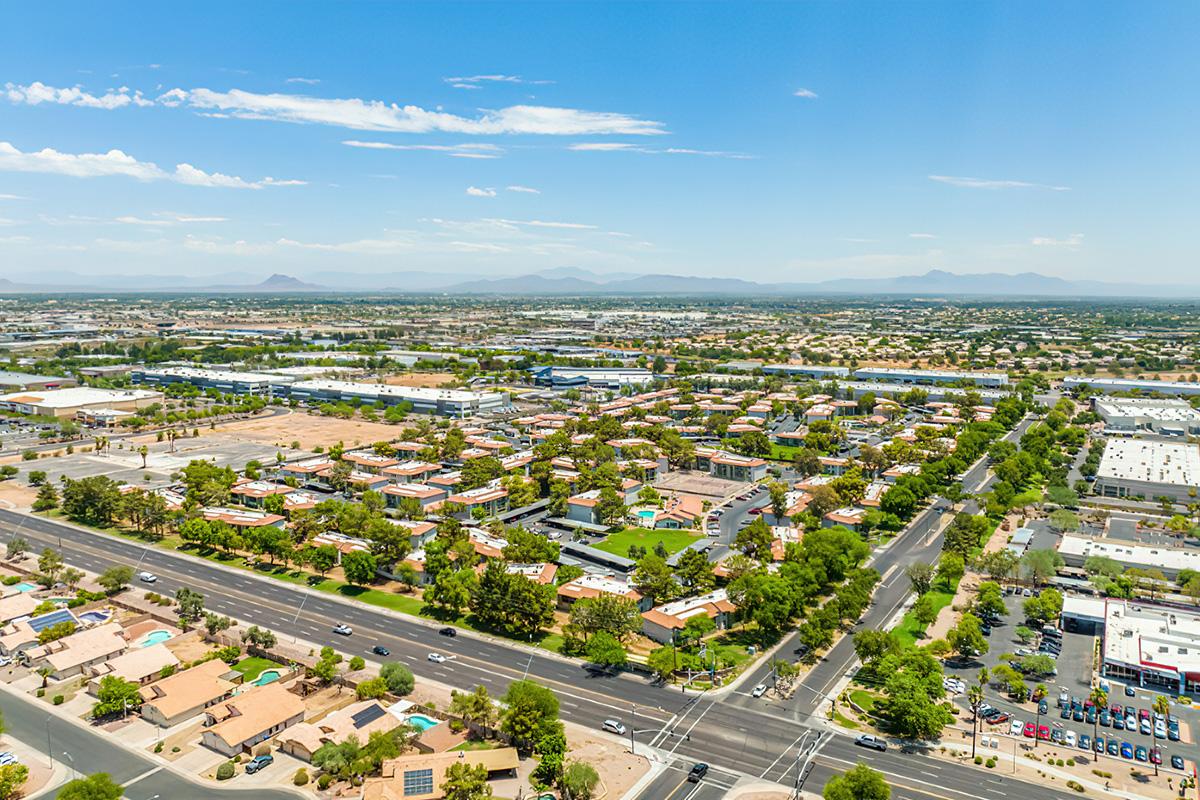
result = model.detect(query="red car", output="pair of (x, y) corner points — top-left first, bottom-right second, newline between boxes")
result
(1037, 725), (1050, 741)
(1150, 748), (1162, 765)
(748, 507), (765, 515)
(1023, 722), (1036, 738)
(986, 712), (1010, 725)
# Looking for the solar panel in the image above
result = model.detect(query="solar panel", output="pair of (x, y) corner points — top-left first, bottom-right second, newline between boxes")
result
(27, 609), (77, 632)
(351, 704), (386, 728)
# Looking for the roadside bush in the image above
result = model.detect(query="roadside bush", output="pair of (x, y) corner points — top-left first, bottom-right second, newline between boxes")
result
(348, 656), (365, 671)
(317, 773), (335, 790)
(1, 576), (20, 586)
(1066, 759), (1075, 767)
(154, 742), (163, 753)
(52, 695), (63, 705)
(985, 758), (997, 768)
(1066, 780), (1084, 793)
(35, 689), (44, 698)
(974, 756), (983, 765)
(293, 769), (309, 786)
(216, 762), (235, 781)
(21, 450), (37, 461)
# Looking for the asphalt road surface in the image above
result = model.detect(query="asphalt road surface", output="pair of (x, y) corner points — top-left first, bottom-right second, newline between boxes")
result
(0, 682), (296, 800)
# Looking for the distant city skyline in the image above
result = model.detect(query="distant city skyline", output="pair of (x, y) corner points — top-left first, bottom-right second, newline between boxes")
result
(1, 2), (1198, 283)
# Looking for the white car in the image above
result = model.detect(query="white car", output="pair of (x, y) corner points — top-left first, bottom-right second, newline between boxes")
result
(1010, 719), (1024, 736)
(752, 684), (767, 698)
(427, 653), (447, 663)
(1065, 731), (1077, 747)
(0, 656), (11, 667)
(602, 719), (627, 735)
(138, 571), (158, 583)
(332, 624), (353, 636)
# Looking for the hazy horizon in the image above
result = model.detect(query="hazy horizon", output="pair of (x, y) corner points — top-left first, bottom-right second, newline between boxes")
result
(2, 2), (1198, 283)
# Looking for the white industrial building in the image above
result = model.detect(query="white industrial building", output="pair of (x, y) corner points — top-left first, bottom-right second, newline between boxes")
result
(851, 367), (1010, 387)
(1057, 533), (1200, 581)
(1064, 376), (1200, 397)
(1093, 397), (1200, 436)
(277, 379), (509, 417)
(1093, 438), (1200, 502)
(760, 364), (851, 379)
(131, 366), (288, 396)
(0, 387), (163, 419)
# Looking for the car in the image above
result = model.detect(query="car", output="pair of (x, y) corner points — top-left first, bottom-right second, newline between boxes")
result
(439, 627), (457, 637)
(0, 656), (10, 667)
(1154, 722), (1167, 739)
(1038, 700), (1048, 715)
(1060, 706), (1071, 720)
(1125, 714), (1137, 729)
(0, 753), (16, 767)
(1065, 731), (1077, 747)
(1112, 715), (1124, 731)
(1172, 755), (1185, 770)
(1023, 722), (1036, 738)
(332, 624), (353, 636)
(1079, 734), (1091, 750)
(137, 571), (158, 583)
(1125, 685), (1137, 697)
(1073, 708), (1084, 722)
(245, 754), (274, 774)
(751, 684), (767, 698)
(1120, 742), (1134, 760)
(1153, 709), (1166, 723)
(1037, 725), (1050, 741)
(427, 653), (447, 663)
(687, 763), (709, 783)
(1168, 727), (1180, 742)
(1016, 648), (1034, 658)
(986, 712), (1010, 725)
(1150, 747), (1162, 765)
(1010, 719), (1024, 736)
(1086, 710), (1096, 725)
(1111, 703), (1123, 717)
(1107, 740), (1120, 756)
(1099, 711), (1111, 727)
(1139, 708), (1151, 721)
(602, 719), (627, 735)
(1134, 745), (1147, 762)
(1058, 690), (1070, 708)
(1051, 729), (1065, 744)
(1139, 719), (1151, 735)
(1094, 737), (1105, 753)
(372, 645), (390, 656)
(855, 734), (888, 752)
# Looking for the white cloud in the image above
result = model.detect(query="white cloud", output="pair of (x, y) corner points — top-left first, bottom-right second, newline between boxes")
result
(342, 140), (503, 159)
(929, 174), (1071, 191)
(506, 185), (539, 194)
(1031, 233), (1084, 247)
(0, 235), (31, 244)
(161, 87), (664, 135)
(466, 186), (497, 197)
(116, 212), (229, 226)
(0, 141), (303, 189)
(285, 77), (321, 85)
(499, 218), (595, 229)
(0, 193), (22, 200)
(444, 74), (554, 88)
(908, 232), (937, 239)
(183, 235), (276, 255)
(5, 81), (153, 109)
(793, 88), (819, 99)
(0, 217), (18, 226)
(568, 142), (752, 159)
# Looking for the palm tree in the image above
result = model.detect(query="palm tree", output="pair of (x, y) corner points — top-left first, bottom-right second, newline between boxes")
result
(1152, 694), (1170, 775)
(138, 445), (149, 469)
(1089, 686), (1108, 755)
(967, 668), (988, 760)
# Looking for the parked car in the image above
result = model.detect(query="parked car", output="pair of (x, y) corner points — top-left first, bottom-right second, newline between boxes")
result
(1023, 722), (1036, 738)
(1150, 747), (1161, 765)
(1113, 715), (1124, 731)
(752, 684), (767, 698)
(0, 753), (16, 767)
(1038, 700), (1048, 715)
(855, 734), (888, 752)
(1065, 731), (1077, 747)
(1120, 742), (1134, 759)
(986, 712), (1010, 725)
(1171, 754), (1185, 770)
(602, 719), (627, 735)
(1010, 719), (1024, 736)
(1037, 725), (1050, 741)
(372, 645), (390, 656)
(1050, 729), (1064, 744)
(1107, 740), (1119, 756)
(1099, 710), (1111, 727)
(1079, 733), (1091, 750)
(1125, 685), (1137, 697)
(1073, 708), (1084, 722)
(332, 624), (353, 636)
(1094, 736), (1105, 754)
(687, 763), (709, 783)
(245, 754), (274, 774)
(1154, 722), (1166, 739)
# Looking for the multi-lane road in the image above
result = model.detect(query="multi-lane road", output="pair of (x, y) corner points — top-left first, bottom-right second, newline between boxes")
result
(0, 415), (1082, 800)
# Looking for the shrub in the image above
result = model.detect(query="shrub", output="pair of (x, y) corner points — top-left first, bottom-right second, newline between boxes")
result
(1, 576), (20, 586)
(449, 718), (466, 734)
(154, 742), (163, 753)
(52, 695), (64, 705)
(172, 746), (181, 753)
(1066, 759), (1075, 767)
(216, 762), (235, 780)
(349, 656), (365, 671)
(985, 758), (997, 768)
(36, 689), (44, 698)
(1066, 780), (1084, 793)
(974, 756), (983, 765)
(317, 773), (335, 790)
(293, 769), (309, 786)
(21, 450), (38, 461)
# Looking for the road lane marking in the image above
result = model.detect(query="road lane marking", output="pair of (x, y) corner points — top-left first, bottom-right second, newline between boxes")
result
(121, 766), (163, 787)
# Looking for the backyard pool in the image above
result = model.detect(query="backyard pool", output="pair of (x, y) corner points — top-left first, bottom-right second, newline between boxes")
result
(637, 510), (656, 522)
(13, 582), (37, 593)
(254, 670), (282, 686)
(406, 714), (440, 731)
(79, 610), (112, 624)
(138, 630), (173, 648)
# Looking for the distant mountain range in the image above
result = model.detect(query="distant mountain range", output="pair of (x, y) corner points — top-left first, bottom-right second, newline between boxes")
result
(1, 267), (1198, 298)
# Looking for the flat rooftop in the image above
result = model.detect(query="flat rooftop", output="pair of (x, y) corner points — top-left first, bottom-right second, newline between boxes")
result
(1095, 397), (1200, 423)
(1095, 438), (1200, 486)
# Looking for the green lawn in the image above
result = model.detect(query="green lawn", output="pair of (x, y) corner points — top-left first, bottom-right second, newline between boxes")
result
(231, 656), (283, 682)
(850, 689), (880, 714)
(769, 443), (806, 462)
(892, 587), (956, 649)
(594, 527), (701, 558)
(449, 740), (497, 752)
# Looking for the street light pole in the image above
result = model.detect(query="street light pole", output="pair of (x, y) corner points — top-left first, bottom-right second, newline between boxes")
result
(44, 717), (53, 768)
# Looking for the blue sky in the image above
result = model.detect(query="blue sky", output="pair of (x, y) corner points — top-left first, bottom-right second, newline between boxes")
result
(1, 2), (1197, 284)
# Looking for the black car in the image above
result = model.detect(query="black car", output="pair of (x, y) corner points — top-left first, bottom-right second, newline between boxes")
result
(1125, 685), (1137, 697)
(1171, 755), (1185, 770)
(372, 645), (390, 656)
(439, 626), (457, 637)
(687, 763), (709, 783)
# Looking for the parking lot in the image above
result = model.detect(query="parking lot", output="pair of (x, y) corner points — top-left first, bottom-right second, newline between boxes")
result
(943, 586), (1195, 774)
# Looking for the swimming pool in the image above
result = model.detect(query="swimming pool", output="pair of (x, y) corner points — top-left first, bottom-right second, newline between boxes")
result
(79, 610), (112, 624)
(406, 714), (440, 731)
(254, 670), (282, 686)
(637, 510), (656, 522)
(13, 582), (37, 593)
(138, 630), (173, 648)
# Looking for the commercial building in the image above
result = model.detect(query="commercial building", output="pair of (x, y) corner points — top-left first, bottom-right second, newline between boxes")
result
(1064, 376), (1200, 397)
(277, 379), (510, 417)
(1093, 397), (1200, 436)
(851, 367), (1009, 387)
(1064, 596), (1200, 695)
(528, 365), (655, 389)
(1093, 438), (1200, 503)
(641, 589), (736, 643)
(0, 370), (76, 391)
(760, 364), (851, 379)
(1058, 533), (1200, 581)
(131, 366), (284, 396)
(0, 387), (162, 419)
(845, 380), (1011, 403)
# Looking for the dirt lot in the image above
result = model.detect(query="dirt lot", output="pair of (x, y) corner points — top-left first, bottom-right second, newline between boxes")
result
(654, 469), (748, 499)
(208, 410), (405, 450)
(384, 372), (456, 388)
(0, 481), (36, 510)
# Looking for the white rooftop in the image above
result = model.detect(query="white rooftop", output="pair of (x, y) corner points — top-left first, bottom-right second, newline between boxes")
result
(0, 387), (161, 408)
(1095, 438), (1200, 487)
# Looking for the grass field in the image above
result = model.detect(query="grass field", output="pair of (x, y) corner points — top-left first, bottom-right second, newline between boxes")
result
(231, 656), (283, 682)
(892, 587), (956, 649)
(594, 527), (702, 558)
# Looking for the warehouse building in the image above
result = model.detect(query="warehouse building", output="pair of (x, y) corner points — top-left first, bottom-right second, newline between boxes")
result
(131, 366), (287, 396)
(1064, 376), (1200, 397)
(851, 367), (1010, 387)
(1058, 533), (1200, 581)
(528, 365), (655, 389)
(1093, 397), (1200, 436)
(0, 387), (163, 419)
(846, 381), (1011, 403)
(276, 379), (509, 417)
(761, 364), (851, 379)
(0, 370), (76, 392)
(1093, 438), (1200, 503)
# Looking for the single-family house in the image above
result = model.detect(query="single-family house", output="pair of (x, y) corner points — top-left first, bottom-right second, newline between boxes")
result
(200, 681), (306, 756)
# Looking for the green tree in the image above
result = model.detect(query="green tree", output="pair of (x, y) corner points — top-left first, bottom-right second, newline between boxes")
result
(905, 563), (935, 596)
(91, 676), (141, 718)
(1021, 549), (1064, 585)
(500, 680), (563, 755)
(936, 552), (965, 590)
(947, 613), (988, 661)
(442, 762), (492, 800)
(60, 475), (123, 526)
(561, 762), (601, 800)
(449, 684), (498, 729)
(735, 516), (776, 562)
(0, 763), (29, 800)
(584, 631), (627, 668)
(1048, 509), (1079, 532)
(341, 550), (379, 585)
(823, 763), (890, 800)
(380, 662), (415, 696)
(96, 565), (134, 594)
(55, 773), (123, 800)
(912, 594), (938, 629)
(37, 548), (64, 584)
(675, 548), (716, 593)
(877, 647), (951, 739)
(356, 676), (389, 701)
(32, 482), (59, 512)
(174, 587), (205, 622)
(632, 553), (679, 604)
